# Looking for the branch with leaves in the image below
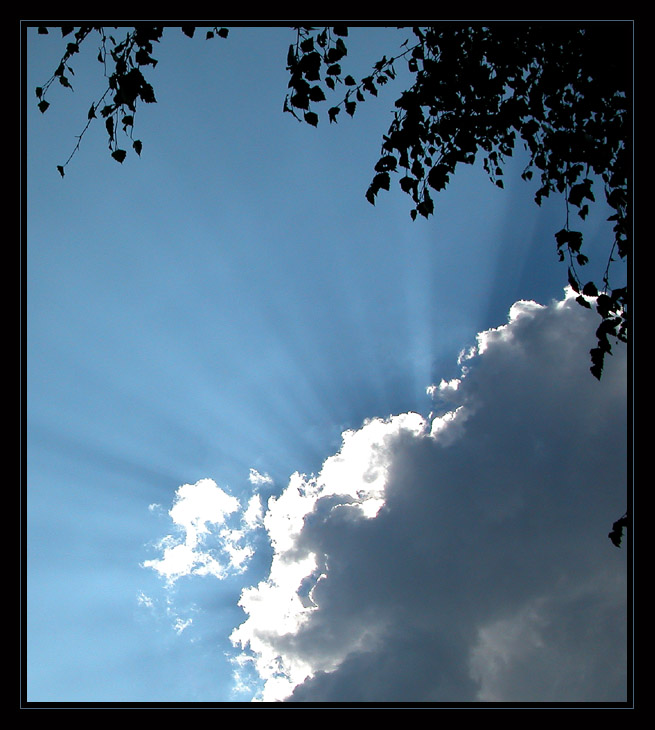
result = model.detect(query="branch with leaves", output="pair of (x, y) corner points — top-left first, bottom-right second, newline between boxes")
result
(35, 25), (230, 175)
(282, 24), (630, 381)
(34, 23), (630, 380)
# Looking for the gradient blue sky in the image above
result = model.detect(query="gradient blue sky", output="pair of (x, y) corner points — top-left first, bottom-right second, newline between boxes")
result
(25, 24), (629, 704)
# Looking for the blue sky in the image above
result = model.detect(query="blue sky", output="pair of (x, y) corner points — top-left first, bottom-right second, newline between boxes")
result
(25, 24), (629, 704)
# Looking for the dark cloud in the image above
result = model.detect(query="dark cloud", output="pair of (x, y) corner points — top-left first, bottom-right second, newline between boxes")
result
(231, 291), (628, 703)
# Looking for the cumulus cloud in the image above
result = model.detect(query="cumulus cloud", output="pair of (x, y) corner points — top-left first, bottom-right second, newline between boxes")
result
(142, 478), (255, 585)
(229, 290), (628, 703)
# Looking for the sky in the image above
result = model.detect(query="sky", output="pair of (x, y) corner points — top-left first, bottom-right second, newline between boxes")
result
(24, 24), (630, 706)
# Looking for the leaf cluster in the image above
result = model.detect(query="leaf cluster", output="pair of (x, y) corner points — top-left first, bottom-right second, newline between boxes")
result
(287, 24), (630, 379)
(284, 25), (414, 128)
(35, 24), (630, 380)
(35, 26), (230, 174)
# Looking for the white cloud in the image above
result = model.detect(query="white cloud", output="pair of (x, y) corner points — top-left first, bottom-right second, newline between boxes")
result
(173, 617), (193, 635)
(249, 468), (274, 486)
(229, 290), (628, 702)
(142, 478), (253, 585)
(242, 494), (264, 531)
(136, 591), (154, 609)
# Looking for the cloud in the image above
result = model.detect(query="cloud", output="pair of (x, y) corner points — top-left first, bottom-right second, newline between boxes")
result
(229, 290), (628, 703)
(249, 468), (274, 487)
(142, 478), (254, 585)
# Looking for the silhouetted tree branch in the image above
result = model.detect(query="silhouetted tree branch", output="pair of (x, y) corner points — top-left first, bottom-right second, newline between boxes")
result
(33, 23), (631, 381)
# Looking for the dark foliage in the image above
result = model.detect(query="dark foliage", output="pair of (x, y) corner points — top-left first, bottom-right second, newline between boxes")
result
(283, 24), (630, 382)
(34, 23), (630, 380)
(608, 512), (629, 548)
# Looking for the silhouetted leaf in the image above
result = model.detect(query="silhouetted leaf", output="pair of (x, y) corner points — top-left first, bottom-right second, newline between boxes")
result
(373, 172), (390, 191)
(133, 139), (142, 156)
(298, 51), (321, 80)
(290, 91), (309, 110)
(328, 106), (340, 123)
(582, 281), (598, 297)
(135, 47), (158, 67)
(595, 294), (613, 319)
(427, 164), (449, 191)
(181, 26), (196, 38)
(304, 111), (319, 127)
(300, 37), (314, 53)
(138, 81), (157, 104)
(411, 159), (424, 180)
(589, 347), (605, 379)
(375, 155), (397, 172)
(608, 513), (628, 547)
(56, 165), (65, 177)
(345, 100), (356, 117)
(366, 171), (390, 205)
(399, 176), (416, 194)
(38, 100), (50, 113)
(326, 42), (346, 64)
(308, 85), (326, 102)
(417, 191), (434, 218)
(362, 76), (378, 96)
(111, 148), (126, 163)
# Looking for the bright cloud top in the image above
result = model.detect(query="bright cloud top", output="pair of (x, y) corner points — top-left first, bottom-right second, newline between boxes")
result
(143, 290), (628, 703)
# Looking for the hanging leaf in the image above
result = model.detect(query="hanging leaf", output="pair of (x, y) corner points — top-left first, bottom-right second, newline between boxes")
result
(111, 149), (127, 163)
(308, 85), (326, 102)
(375, 155), (397, 172)
(582, 281), (598, 297)
(304, 111), (319, 127)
